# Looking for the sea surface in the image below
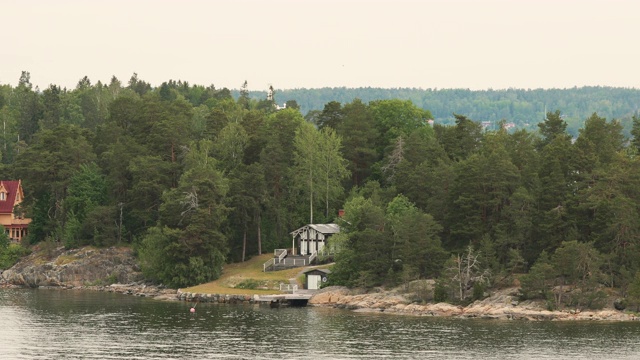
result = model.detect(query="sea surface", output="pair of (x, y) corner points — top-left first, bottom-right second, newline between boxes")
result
(1, 288), (640, 359)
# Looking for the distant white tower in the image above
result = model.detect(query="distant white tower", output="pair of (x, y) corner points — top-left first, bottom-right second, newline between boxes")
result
(267, 85), (274, 102)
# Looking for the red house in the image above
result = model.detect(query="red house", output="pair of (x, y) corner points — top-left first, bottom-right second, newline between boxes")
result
(0, 180), (31, 242)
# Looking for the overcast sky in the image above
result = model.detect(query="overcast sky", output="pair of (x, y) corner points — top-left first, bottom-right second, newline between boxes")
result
(2, 0), (638, 91)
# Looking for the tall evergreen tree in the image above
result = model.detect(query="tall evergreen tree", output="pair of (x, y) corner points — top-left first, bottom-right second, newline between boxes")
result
(337, 99), (379, 188)
(139, 139), (229, 287)
(537, 110), (568, 149)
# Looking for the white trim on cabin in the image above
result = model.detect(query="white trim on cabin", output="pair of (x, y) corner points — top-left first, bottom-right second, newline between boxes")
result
(290, 224), (340, 256)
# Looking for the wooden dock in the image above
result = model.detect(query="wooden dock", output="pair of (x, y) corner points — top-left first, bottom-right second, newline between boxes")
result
(256, 293), (313, 307)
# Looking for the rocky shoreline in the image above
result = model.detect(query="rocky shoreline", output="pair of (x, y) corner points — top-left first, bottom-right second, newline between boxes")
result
(1, 246), (144, 287)
(3, 281), (638, 321)
(308, 286), (640, 321)
(0, 245), (177, 300)
(3, 246), (638, 320)
(0, 245), (265, 304)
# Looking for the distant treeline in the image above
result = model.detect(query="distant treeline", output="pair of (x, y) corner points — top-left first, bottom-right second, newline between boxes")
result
(240, 86), (640, 137)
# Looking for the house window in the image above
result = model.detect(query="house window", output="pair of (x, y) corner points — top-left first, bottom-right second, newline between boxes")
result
(0, 192), (5, 201)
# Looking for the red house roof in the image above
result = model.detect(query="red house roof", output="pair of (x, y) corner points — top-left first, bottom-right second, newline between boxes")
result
(0, 180), (21, 214)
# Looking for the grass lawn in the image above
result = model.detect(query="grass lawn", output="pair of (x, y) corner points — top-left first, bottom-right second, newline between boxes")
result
(182, 254), (316, 295)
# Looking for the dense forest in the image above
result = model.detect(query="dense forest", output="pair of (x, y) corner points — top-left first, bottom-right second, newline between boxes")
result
(3, 72), (640, 310)
(247, 86), (640, 137)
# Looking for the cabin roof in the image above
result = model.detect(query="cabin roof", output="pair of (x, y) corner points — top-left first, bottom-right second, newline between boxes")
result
(290, 223), (340, 236)
(0, 180), (21, 214)
(303, 268), (331, 275)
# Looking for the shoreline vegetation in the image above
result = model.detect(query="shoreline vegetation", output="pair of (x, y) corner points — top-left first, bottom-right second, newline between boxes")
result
(1, 246), (638, 321)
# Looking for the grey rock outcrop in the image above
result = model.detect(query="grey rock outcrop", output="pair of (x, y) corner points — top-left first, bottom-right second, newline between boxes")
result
(1, 246), (144, 287)
(310, 286), (639, 321)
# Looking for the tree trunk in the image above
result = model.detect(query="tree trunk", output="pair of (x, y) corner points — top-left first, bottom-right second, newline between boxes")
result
(557, 277), (564, 309)
(242, 229), (247, 262)
(457, 255), (464, 301)
(257, 214), (262, 255)
(309, 166), (313, 224)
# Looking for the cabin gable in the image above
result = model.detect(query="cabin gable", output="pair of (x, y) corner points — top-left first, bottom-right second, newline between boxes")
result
(290, 223), (340, 256)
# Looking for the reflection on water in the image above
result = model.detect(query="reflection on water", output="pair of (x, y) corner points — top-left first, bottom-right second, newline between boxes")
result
(1, 288), (640, 359)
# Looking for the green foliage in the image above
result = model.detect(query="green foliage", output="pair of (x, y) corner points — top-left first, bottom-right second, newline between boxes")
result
(0, 228), (31, 269)
(138, 138), (229, 287)
(139, 226), (224, 287)
(520, 242), (606, 310)
(551, 240), (604, 310)
(105, 273), (118, 285)
(538, 110), (569, 149)
(0, 225), (8, 249)
(214, 122), (248, 172)
(80, 205), (119, 247)
(292, 121), (348, 223)
(236, 279), (260, 289)
(338, 99), (379, 188)
(477, 234), (499, 275)
(325, 248), (358, 287)
(472, 282), (486, 301)
(331, 193), (447, 288)
(65, 163), (107, 221)
(433, 280), (449, 303)
(327, 193), (388, 287)
(446, 146), (520, 249)
(627, 271), (640, 311)
(631, 114), (640, 152)
(87, 272), (118, 286)
(579, 289), (608, 310)
(369, 99), (432, 157)
(519, 251), (554, 300)
(259, 108), (307, 245)
(386, 195), (447, 279)
(315, 101), (343, 130)
(13, 124), (96, 243)
(62, 214), (82, 249)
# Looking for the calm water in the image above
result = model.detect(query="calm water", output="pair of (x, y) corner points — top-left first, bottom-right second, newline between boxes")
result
(2, 289), (640, 359)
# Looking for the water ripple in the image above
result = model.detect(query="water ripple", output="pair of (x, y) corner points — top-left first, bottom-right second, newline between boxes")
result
(2, 289), (640, 359)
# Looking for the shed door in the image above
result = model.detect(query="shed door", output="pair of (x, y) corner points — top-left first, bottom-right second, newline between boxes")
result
(308, 275), (321, 290)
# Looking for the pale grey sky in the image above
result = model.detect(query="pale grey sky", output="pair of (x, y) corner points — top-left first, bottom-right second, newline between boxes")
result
(2, 0), (638, 91)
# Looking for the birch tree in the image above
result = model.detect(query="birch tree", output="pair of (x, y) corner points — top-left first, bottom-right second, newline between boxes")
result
(318, 127), (349, 219)
(293, 122), (348, 223)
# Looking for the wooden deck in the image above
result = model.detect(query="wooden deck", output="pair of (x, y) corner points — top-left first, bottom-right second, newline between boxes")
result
(256, 293), (313, 302)
(264, 254), (313, 272)
(256, 292), (314, 306)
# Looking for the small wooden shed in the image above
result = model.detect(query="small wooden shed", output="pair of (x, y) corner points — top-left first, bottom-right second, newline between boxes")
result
(304, 268), (331, 290)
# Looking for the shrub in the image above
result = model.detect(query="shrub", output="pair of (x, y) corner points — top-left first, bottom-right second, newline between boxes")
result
(472, 282), (486, 301)
(0, 243), (31, 269)
(236, 279), (260, 289)
(434, 280), (448, 303)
